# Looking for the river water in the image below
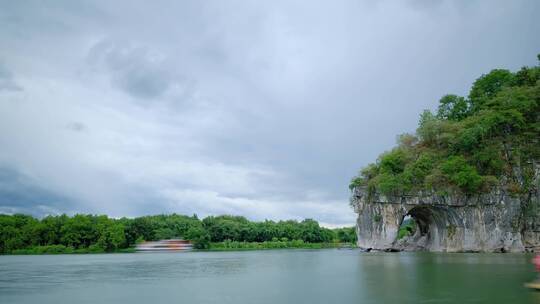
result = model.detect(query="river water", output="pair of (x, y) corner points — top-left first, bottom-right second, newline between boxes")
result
(0, 249), (538, 304)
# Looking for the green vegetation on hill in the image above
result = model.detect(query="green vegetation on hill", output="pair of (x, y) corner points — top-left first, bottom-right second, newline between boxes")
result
(350, 55), (540, 200)
(0, 213), (356, 254)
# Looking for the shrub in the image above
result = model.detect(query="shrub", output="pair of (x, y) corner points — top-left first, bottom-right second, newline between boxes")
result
(440, 156), (483, 194)
(349, 177), (364, 190)
(397, 218), (416, 240)
(185, 226), (211, 249)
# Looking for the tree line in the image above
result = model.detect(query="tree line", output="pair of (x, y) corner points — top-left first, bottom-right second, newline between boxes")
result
(0, 213), (357, 254)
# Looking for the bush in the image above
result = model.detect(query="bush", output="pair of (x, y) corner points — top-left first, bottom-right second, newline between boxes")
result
(349, 177), (364, 190)
(379, 149), (410, 174)
(440, 156), (483, 194)
(87, 244), (105, 253)
(185, 226), (210, 249)
(10, 245), (75, 255)
(397, 219), (416, 240)
(207, 239), (343, 251)
(334, 227), (357, 243)
(377, 173), (404, 196)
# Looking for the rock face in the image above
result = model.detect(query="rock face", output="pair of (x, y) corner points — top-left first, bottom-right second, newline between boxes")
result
(351, 186), (540, 252)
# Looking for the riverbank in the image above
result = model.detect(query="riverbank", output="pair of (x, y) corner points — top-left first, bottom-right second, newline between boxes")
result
(206, 240), (355, 251)
(0, 214), (357, 255)
(8, 245), (137, 255)
(3, 241), (356, 255)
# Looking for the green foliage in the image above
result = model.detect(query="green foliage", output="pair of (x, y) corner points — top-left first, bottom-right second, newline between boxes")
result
(403, 153), (437, 188)
(208, 240), (345, 251)
(446, 224), (457, 238)
(96, 220), (126, 251)
(333, 227), (357, 243)
(417, 110), (442, 145)
(379, 149), (410, 174)
(437, 94), (470, 121)
(350, 55), (540, 198)
(397, 218), (416, 240)
(440, 156), (483, 194)
(377, 172), (405, 196)
(373, 148), (415, 196)
(349, 177), (363, 190)
(469, 69), (515, 112)
(10, 245), (75, 255)
(0, 213), (342, 254)
(353, 163), (380, 196)
(470, 144), (505, 176)
(185, 226), (210, 249)
(199, 216), (336, 244)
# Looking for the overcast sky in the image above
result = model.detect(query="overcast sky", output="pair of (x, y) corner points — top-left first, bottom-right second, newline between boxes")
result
(0, 0), (539, 226)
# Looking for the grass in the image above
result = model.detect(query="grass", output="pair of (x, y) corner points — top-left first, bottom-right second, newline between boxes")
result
(7, 245), (136, 255)
(205, 240), (356, 251)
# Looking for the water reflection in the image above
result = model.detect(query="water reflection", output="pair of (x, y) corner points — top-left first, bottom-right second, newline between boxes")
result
(0, 250), (538, 304)
(356, 252), (536, 303)
(0, 252), (248, 293)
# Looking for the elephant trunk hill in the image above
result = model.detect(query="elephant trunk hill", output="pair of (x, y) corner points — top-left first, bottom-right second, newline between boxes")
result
(349, 55), (540, 252)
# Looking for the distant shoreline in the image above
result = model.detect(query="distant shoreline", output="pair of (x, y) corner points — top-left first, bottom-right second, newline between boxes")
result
(0, 214), (357, 255)
(3, 242), (356, 255)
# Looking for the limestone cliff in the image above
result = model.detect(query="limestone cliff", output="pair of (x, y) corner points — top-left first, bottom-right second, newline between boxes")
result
(351, 179), (540, 252)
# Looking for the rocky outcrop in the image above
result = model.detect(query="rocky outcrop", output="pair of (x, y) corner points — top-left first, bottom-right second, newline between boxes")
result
(351, 185), (540, 252)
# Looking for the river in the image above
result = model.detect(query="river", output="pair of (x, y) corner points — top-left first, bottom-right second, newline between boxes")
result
(0, 249), (538, 303)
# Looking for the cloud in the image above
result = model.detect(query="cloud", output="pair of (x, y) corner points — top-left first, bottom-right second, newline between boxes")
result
(87, 39), (176, 100)
(66, 122), (87, 132)
(0, 167), (76, 216)
(0, 0), (539, 225)
(0, 63), (22, 92)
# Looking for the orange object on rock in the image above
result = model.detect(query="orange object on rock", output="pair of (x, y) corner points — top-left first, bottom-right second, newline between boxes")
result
(533, 255), (540, 272)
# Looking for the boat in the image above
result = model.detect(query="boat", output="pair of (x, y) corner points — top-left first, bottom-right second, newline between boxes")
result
(525, 281), (540, 291)
(136, 239), (193, 252)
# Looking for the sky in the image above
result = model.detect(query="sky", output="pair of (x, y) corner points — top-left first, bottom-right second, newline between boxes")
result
(0, 0), (539, 227)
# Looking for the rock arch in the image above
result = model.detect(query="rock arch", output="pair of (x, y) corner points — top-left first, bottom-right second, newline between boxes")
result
(352, 188), (529, 252)
(396, 205), (462, 251)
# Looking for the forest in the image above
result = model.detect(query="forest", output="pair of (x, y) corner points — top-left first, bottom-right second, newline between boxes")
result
(350, 54), (540, 213)
(0, 213), (357, 254)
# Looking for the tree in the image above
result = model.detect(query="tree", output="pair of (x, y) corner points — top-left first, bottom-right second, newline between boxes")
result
(335, 227), (357, 243)
(469, 69), (515, 112)
(97, 221), (126, 251)
(379, 149), (410, 175)
(60, 214), (97, 249)
(417, 110), (446, 146)
(0, 213), (337, 253)
(437, 94), (470, 121)
(185, 226), (210, 249)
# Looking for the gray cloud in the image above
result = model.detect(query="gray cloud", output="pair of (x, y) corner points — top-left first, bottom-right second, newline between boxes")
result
(66, 122), (86, 132)
(88, 40), (175, 100)
(0, 0), (539, 225)
(0, 63), (22, 91)
(0, 167), (75, 216)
